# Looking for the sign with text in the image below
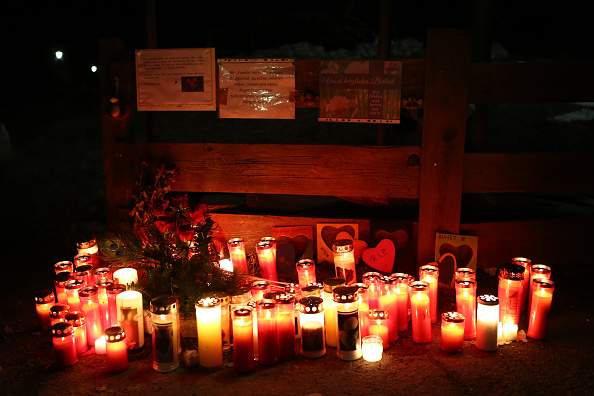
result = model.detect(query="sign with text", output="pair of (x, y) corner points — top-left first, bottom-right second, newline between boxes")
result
(435, 232), (478, 270)
(218, 59), (295, 119)
(136, 48), (216, 111)
(319, 60), (402, 123)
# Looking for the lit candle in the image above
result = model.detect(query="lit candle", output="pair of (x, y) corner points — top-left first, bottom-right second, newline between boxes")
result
(511, 257), (531, 315)
(150, 295), (180, 373)
(256, 241), (278, 282)
(95, 335), (107, 354)
(362, 272), (382, 310)
(323, 277), (345, 348)
(419, 264), (439, 323)
(298, 297), (326, 358)
(284, 284), (302, 340)
(116, 290), (145, 353)
(231, 306), (255, 373)
(440, 312), (465, 353)
(76, 236), (101, 267)
(73, 254), (93, 272)
(54, 272), (70, 304)
(409, 281), (432, 343)
(106, 283), (126, 327)
(333, 286), (361, 361)
(113, 268), (138, 289)
(96, 279), (113, 332)
(35, 290), (55, 331)
(74, 264), (93, 287)
(361, 335), (383, 362)
(256, 299), (278, 365)
(354, 283), (370, 338)
(79, 286), (103, 347)
(296, 259), (317, 288)
(274, 294), (296, 361)
(455, 279), (477, 340)
(54, 260), (73, 275)
(218, 259), (234, 273)
(501, 322), (518, 341)
(368, 310), (390, 350)
(332, 239), (356, 285)
(455, 267), (476, 282)
(475, 295), (499, 352)
(527, 279), (555, 340)
(65, 279), (85, 312)
(195, 297), (223, 368)
(528, 264), (552, 317)
(51, 322), (78, 367)
(250, 280), (271, 301)
(498, 263), (524, 327)
(203, 291), (231, 347)
(390, 273), (410, 332)
(50, 303), (70, 326)
(105, 326), (129, 372)
(378, 276), (398, 343)
(93, 267), (112, 284)
(301, 283), (323, 298)
(65, 311), (88, 354)
(227, 238), (249, 274)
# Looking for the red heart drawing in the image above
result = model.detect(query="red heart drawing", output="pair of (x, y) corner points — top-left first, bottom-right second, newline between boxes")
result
(374, 230), (409, 253)
(321, 225), (356, 249)
(439, 243), (473, 268)
(362, 239), (395, 273)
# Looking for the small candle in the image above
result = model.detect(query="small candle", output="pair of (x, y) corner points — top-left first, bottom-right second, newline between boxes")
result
(51, 322), (78, 367)
(410, 281), (432, 343)
(528, 264), (552, 317)
(475, 295), (499, 352)
(362, 335), (383, 362)
(296, 259), (317, 288)
(362, 272), (382, 310)
(275, 294), (296, 361)
(440, 312), (465, 353)
(511, 257), (531, 315)
(105, 326), (129, 372)
(332, 239), (356, 285)
(298, 297), (326, 358)
(35, 290), (55, 331)
(79, 286), (103, 347)
(256, 241), (278, 282)
(116, 290), (145, 353)
(227, 238), (249, 274)
(54, 260), (73, 275)
(231, 307), (255, 373)
(65, 279), (85, 312)
(455, 279), (477, 340)
(368, 310), (390, 350)
(323, 277), (345, 348)
(419, 264), (439, 323)
(378, 276), (398, 343)
(501, 322), (518, 341)
(66, 311), (88, 354)
(390, 273), (410, 332)
(256, 299), (279, 365)
(113, 268), (138, 289)
(95, 335), (107, 354)
(54, 272), (71, 304)
(195, 297), (223, 368)
(527, 279), (555, 340)
(50, 303), (70, 326)
(96, 279), (113, 332)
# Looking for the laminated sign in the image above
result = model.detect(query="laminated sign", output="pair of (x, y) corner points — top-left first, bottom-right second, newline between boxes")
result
(319, 60), (402, 123)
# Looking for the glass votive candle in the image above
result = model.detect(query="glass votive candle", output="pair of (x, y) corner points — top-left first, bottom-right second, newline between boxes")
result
(455, 279), (477, 340)
(332, 239), (356, 285)
(529, 264), (552, 316)
(455, 267), (476, 281)
(227, 237), (249, 274)
(296, 259), (316, 288)
(527, 278), (555, 340)
(50, 303), (70, 326)
(362, 272), (383, 309)
(301, 283), (323, 298)
(362, 335), (383, 362)
(203, 290), (231, 347)
(93, 267), (112, 284)
(419, 264), (439, 323)
(195, 297), (223, 368)
(333, 286), (362, 361)
(441, 312), (465, 353)
(113, 267), (138, 289)
(284, 283), (302, 340)
(475, 295), (499, 352)
(96, 279), (113, 331)
(409, 281), (432, 343)
(390, 273), (411, 331)
(378, 276), (399, 343)
(323, 277), (346, 348)
(511, 257), (532, 315)
(274, 294), (296, 361)
(74, 254), (93, 270)
(368, 309), (390, 349)
(256, 299), (278, 366)
(256, 240), (278, 282)
(65, 311), (87, 355)
(65, 279), (85, 312)
(54, 271), (71, 304)
(232, 306), (255, 373)
(298, 296), (326, 358)
(354, 283), (370, 339)
(76, 236), (100, 266)
(74, 264), (94, 286)
(54, 260), (73, 275)
(150, 295), (180, 373)
(498, 263), (525, 327)
(51, 322), (78, 367)
(35, 290), (55, 331)
(106, 283), (126, 327)
(79, 286), (103, 347)
(116, 290), (145, 354)
(251, 280), (271, 301)
(105, 326), (129, 373)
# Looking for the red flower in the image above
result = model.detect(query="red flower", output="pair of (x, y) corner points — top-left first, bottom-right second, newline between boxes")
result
(150, 199), (169, 217)
(154, 216), (176, 234)
(172, 194), (189, 211)
(176, 224), (195, 242)
(137, 225), (152, 245)
(185, 203), (207, 226)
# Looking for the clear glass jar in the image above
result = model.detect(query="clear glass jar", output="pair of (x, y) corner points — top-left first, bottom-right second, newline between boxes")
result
(54, 260), (73, 275)
(455, 267), (476, 282)
(275, 294), (296, 361)
(79, 286), (103, 347)
(296, 259), (316, 288)
(65, 279), (85, 311)
(203, 291), (231, 347)
(54, 271), (71, 304)
(332, 239), (356, 285)
(51, 322), (78, 367)
(256, 240), (278, 282)
(323, 277), (345, 348)
(475, 295), (499, 351)
(93, 267), (112, 284)
(73, 254), (93, 270)
(409, 281), (432, 343)
(362, 272), (382, 310)
(361, 335), (383, 362)
(419, 264), (439, 323)
(390, 273), (411, 331)
(378, 276), (398, 343)
(332, 285), (361, 361)
(298, 296), (326, 358)
(95, 279), (113, 331)
(527, 279), (555, 340)
(250, 280), (270, 301)
(529, 264), (552, 316)
(511, 257), (532, 315)
(74, 264), (94, 287)
(353, 283), (369, 339)
(256, 299), (278, 365)
(498, 263), (524, 326)
(65, 311), (87, 355)
(440, 311), (465, 353)
(231, 306), (255, 373)
(150, 295), (180, 372)
(50, 303), (70, 326)
(455, 279), (477, 340)
(368, 309), (389, 350)
(105, 326), (128, 372)
(35, 290), (55, 331)
(227, 237), (249, 274)
(195, 297), (223, 368)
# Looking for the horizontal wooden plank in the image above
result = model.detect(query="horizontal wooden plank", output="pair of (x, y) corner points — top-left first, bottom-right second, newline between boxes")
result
(468, 62), (594, 104)
(109, 142), (422, 199)
(463, 152), (594, 193)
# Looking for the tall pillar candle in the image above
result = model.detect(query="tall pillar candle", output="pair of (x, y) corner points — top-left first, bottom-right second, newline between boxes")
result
(116, 290), (145, 353)
(529, 264), (552, 317)
(113, 268), (138, 289)
(79, 286), (103, 347)
(51, 322), (78, 367)
(409, 281), (432, 343)
(498, 263), (524, 329)
(232, 306), (255, 373)
(96, 279), (113, 332)
(65, 311), (87, 355)
(419, 264), (439, 323)
(475, 295), (499, 351)
(378, 276), (398, 342)
(296, 259), (317, 288)
(256, 299), (278, 365)
(527, 279), (555, 340)
(275, 294), (296, 361)
(35, 290), (55, 331)
(512, 257), (531, 315)
(332, 239), (356, 285)
(105, 326), (129, 373)
(204, 291), (231, 347)
(106, 283), (126, 327)
(362, 272), (382, 310)
(354, 283), (370, 338)
(333, 286), (362, 361)
(64, 279), (85, 312)
(256, 241), (278, 282)
(455, 279), (477, 340)
(227, 238), (249, 274)
(195, 297), (223, 368)
(368, 309), (390, 350)
(323, 277), (345, 348)
(150, 295), (179, 373)
(391, 273), (410, 331)
(440, 312), (465, 353)
(299, 297), (326, 358)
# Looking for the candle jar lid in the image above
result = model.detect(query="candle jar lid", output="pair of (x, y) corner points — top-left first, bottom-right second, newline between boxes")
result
(50, 303), (70, 318)
(298, 297), (324, 313)
(273, 294), (294, 305)
(195, 297), (221, 309)
(369, 309), (389, 320)
(76, 236), (97, 250)
(106, 283), (127, 294)
(203, 291), (230, 306)
(362, 272), (382, 282)
(455, 279), (476, 288)
(227, 237), (244, 247)
(477, 294), (499, 306)
(65, 311), (86, 327)
(533, 278), (555, 289)
(96, 279), (114, 288)
(263, 290), (285, 300)
(105, 326), (126, 343)
(531, 264), (552, 275)
(150, 295), (178, 314)
(442, 311), (465, 323)
(409, 280), (429, 292)
(75, 264), (93, 273)
(55, 271), (71, 286)
(93, 267), (111, 276)
(251, 280), (270, 290)
(332, 286), (358, 303)
(65, 279), (85, 290)
(35, 290), (55, 304)
(256, 299), (277, 310)
(419, 264), (439, 274)
(323, 277), (346, 293)
(232, 306), (253, 317)
(332, 239), (353, 253)
(51, 322), (73, 337)
(498, 263), (525, 280)
(230, 287), (252, 304)
(511, 257), (532, 268)
(296, 259), (315, 269)
(78, 286), (99, 297)
(55, 261), (73, 271)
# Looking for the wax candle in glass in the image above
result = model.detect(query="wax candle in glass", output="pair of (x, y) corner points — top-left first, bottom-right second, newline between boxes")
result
(527, 279), (555, 340)
(74, 264), (93, 287)
(113, 267), (138, 289)
(455, 267), (476, 282)
(65, 311), (87, 354)
(256, 240), (278, 282)
(323, 277), (345, 348)
(76, 236), (101, 267)
(35, 290), (55, 331)
(73, 254), (93, 271)
(79, 286), (103, 347)
(230, 286), (252, 341)
(390, 273), (411, 331)
(440, 311), (465, 353)
(105, 326), (128, 373)
(455, 279), (477, 340)
(106, 283), (126, 327)
(511, 257), (532, 315)
(203, 291), (231, 347)
(498, 263), (524, 328)
(296, 259), (316, 288)
(354, 283), (370, 339)
(332, 239), (356, 285)
(419, 264), (439, 323)
(95, 336), (107, 354)
(65, 279), (85, 312)
(251, 280), (271, 301)
(93, 267), (112, 284)
(362, 272), (382, 310)
(275, 294), (296, 361)
(333, 286), (362, 361)
(529, 264), (552, 316)
(409, 281), (432, 343)
(301, 283), (323, 298)
(298, 296), (326, 358)
(368, 309), (390, 350)
(96, 279), (113, 331)
(231, 306), (255, 373)
(195, 297), (223, 368)
(284, 283), (302, 340)
(54, 260), (73, 275)
(362, 335), (383, 362)
(378, 276), (399, 342)
(50, 303), (70, 326)
(475, 295), (499, 352)
(227, 238), (249, 274)
(54, 271), (70, 304)
(116, 290), (145, 354)
(51, 322), (78, 367)
(256, 299), (278, 365)
(150, 295), (179, 372)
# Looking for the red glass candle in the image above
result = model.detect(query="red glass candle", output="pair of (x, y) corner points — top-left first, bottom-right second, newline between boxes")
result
(529, 264), (552, 316)
(368, 310), (390, 350)
(362, 272), (382, 310)
(498, 263), (524, 327)
(232, 306), (255, 373)
(35, 290), (55, 331)
(296, 259), (316, 288)
(105, 326), (129, 373)
(251, 280), (270, 301)
(274, 294), (296, 361)
(106, 283), (126, 327)
(76, 264), (94, 287)
(440, 311), (465, 353)
(419, 264), (439, 323)
(455, 279), (477, 340)
(65, 311), (88, 354)
(96, 279), (113, 331)
(79, 286), (103, 346)
(227, 238), (249, 274)
(511, 257), (532, 315)
(50, 303), (70, 326)
(54, 260), (73, 275)
(256, 299), (278, 365)
(354, 283), (370, 339)
(256, 241), (278, 282)
(455, 267), (476, 281)
(93, 267), (112, 284)
(65, 279), (85, 312)
(76, 236), (101, 267)
(51, 322), (78, 367)
(74, 254), (93, 270)
(390, 273), (411, 331)
(410, 281), (432, 343)
(54, 271), (70, 304)
(527, 279), (555, 340)
(378, 276), (398, 342)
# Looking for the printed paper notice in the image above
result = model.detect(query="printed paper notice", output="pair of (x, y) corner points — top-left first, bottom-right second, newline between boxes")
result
(218, 59), (295, 119)
(319, 60), (402, 123)
(136, 48), (216, 111)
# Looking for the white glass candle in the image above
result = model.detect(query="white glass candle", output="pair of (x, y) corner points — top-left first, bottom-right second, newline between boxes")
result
(113, 268), (138, 289)
(298, 297), (326, 358)
(332, 239), (356, 285)
(362, 335), (383, 362)
(116, 290), (144, 353)
(195, 297), (223, 368)
(475, 295), (499, 351)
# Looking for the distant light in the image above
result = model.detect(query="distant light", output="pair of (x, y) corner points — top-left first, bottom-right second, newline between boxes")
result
(55, 51), (63, 60)
(91, 65), (97, 73)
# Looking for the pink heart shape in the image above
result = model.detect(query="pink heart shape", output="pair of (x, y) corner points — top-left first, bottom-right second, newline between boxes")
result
(362, 239), (395, 273)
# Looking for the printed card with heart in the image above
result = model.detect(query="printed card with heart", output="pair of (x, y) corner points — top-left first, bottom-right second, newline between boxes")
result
(435, 233), (478, 286)
(272, 226), (314, 277)
(316, 223), (359, 264)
